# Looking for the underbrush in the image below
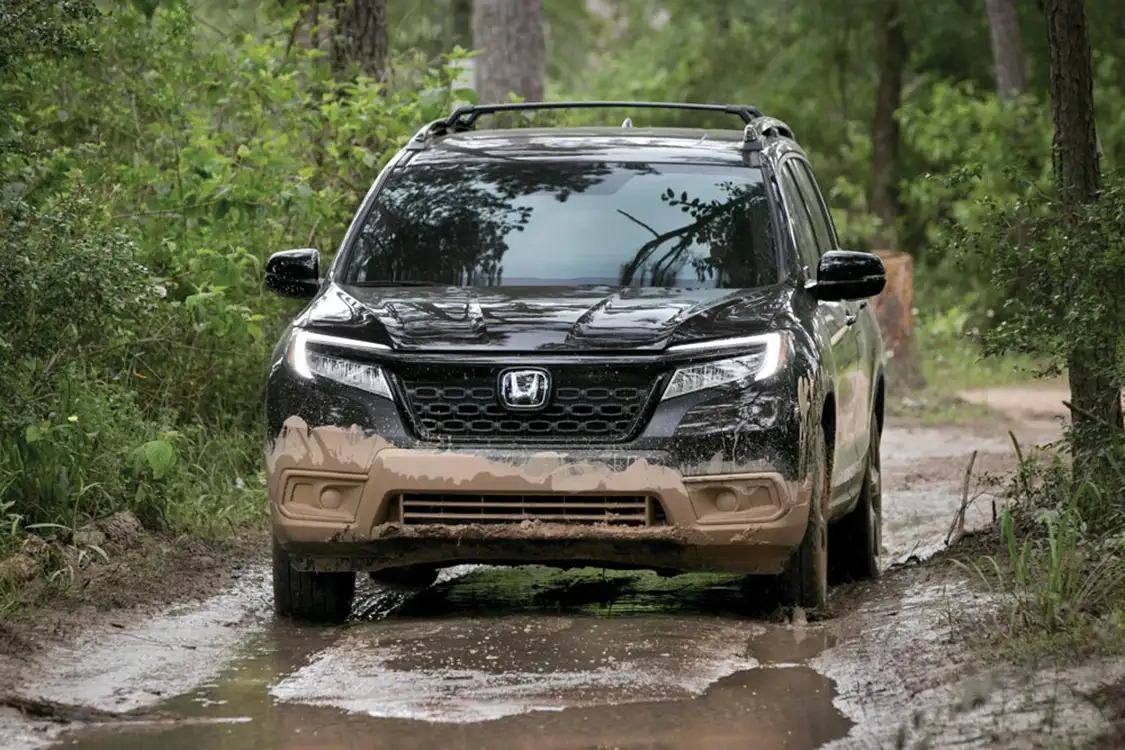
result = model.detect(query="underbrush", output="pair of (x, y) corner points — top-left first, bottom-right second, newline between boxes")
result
(956, 438), (1125, 661)
(0, 0), (473, 607)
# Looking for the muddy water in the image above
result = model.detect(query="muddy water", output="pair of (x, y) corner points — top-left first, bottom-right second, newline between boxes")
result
(8, 418), (1069, 750)
(46, 568), (852, 749)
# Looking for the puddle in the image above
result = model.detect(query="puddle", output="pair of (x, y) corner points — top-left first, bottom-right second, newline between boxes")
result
(49, 567), (852, 750)
(5, 420), (1081, 749)
(22, 570), (273, 714)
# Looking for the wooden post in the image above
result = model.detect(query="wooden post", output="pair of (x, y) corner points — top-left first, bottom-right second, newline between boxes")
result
(871, 250), (925, 390)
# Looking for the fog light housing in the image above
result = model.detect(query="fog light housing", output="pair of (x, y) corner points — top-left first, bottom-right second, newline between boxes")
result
(278, 470), (366, 522)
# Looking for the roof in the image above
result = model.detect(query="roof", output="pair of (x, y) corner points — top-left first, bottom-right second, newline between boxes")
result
(407, 127), (757, 167)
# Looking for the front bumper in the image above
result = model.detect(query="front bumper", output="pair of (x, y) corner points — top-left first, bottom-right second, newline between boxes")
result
(268, 419), (812, 575)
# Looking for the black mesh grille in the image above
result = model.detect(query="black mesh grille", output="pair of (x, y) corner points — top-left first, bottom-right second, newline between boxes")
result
(400, 493), (654, 526)
(389, 362), (665, 443)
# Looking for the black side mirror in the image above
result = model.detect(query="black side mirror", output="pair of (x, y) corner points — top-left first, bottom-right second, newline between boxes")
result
(265, 248), (320, 298)
(809, 250), (886, 302)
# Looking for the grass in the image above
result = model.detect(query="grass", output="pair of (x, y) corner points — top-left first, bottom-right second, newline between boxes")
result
(952, 447), (1125, 662)
(0, 409), (268, 618)
(885, 390), (1001, 425)
(918, 325), (1045, 393)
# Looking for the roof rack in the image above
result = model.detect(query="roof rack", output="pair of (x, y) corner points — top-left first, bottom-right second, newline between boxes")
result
(740, 116), (796, 152)
(404, 100), (766, 150)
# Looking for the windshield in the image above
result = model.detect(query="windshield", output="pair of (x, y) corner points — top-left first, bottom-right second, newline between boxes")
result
(339, 160), (778, 288)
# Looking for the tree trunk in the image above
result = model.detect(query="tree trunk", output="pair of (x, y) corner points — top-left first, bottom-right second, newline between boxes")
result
(472, 0), (546, 106)
(452, 0), (473, 50)
(871, 251), (925, 391)
(332, 0), (388, 81)
(870, 0), (907, 248)
(985, 0), (1028, 100)
(1044, 0), (1122, 486)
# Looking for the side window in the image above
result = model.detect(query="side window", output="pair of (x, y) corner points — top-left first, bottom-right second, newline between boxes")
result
(778, 162), (821, 277)
(792, 160), (837, 253)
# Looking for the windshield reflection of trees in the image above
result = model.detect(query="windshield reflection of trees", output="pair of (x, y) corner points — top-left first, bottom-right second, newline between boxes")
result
(617, 182), (773, 288)
(348, 162), (774, 289)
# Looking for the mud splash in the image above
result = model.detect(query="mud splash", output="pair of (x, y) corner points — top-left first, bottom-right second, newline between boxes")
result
(267, 416), (690, 491)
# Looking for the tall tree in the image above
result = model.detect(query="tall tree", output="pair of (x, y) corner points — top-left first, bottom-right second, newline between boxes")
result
(985, 0), (1027, 99)
(332, 0), (388, 80)
(869, 0), (924, 391)
(1043, 0), (1122, 478)
(870, 0), (906, 249)
(472, 0), (545, 105)
(452, 0), (473, 50)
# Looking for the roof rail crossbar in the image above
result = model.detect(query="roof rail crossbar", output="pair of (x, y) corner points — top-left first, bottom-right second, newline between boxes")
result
(405, 101), (767, 149)
(447, 101), (763, 131)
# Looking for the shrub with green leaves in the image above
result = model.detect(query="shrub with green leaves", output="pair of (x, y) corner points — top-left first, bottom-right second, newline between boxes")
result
(0, 0), (476, 549)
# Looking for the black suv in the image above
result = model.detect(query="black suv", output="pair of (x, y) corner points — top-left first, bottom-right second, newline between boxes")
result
(264, 101), (886, 623)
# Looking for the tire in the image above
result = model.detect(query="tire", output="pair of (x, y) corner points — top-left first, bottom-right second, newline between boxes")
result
(368, 566), (440, 588)
(272, 537), (355, 624)
(778, 427), (830, 610)
(829, 414), (882, 584)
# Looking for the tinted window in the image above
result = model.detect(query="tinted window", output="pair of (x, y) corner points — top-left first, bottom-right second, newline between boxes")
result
(791, 160), (836, 253)
(340, 161), (778, 288)
(778, 162), (820, 276)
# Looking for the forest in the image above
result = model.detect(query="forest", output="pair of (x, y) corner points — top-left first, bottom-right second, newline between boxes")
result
(1, 0), (1124, 647)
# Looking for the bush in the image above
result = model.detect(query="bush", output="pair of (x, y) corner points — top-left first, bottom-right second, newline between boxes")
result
(0, 0), (475, 553)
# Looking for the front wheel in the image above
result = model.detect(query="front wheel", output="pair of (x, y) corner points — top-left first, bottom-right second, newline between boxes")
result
(777, 428), (830, 610)
(829, 414), (882, 584)
(272, 537), (355, 624)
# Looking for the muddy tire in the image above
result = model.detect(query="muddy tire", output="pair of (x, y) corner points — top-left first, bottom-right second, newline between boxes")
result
(778, 428), (830, 610)
(829, 414), (882, 584)
(272, 537), (355, 624)
(368, 566), (440, 588)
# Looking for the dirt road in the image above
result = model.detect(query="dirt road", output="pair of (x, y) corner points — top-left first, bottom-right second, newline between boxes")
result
(3, 395), (1121, 749)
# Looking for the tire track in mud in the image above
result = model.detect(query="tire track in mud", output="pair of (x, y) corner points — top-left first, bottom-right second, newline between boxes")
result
(7, 413), (1118, 749)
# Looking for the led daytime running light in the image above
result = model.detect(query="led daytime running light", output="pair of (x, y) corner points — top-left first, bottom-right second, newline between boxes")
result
(661, 332), (787, 401)
(287, 329), (393, 400)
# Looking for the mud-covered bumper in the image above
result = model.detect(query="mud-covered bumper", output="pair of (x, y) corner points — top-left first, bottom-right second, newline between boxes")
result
(269, 420), (812, 575)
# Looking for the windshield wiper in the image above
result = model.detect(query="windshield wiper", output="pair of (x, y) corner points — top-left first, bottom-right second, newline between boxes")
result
(346, 280), (437, 287)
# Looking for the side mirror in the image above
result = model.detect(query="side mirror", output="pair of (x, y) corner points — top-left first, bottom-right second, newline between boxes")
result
(809, 250), (886, 302)
(266, 248), (320, 299)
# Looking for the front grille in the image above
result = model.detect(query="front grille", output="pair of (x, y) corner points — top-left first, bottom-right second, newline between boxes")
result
(399, 493), (657, 526)
(389, 363), (665, 443)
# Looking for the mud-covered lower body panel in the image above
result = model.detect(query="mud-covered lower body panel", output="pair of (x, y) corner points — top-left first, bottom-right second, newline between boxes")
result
(268, 417), (811, 576)
(279, 517), (808, 575)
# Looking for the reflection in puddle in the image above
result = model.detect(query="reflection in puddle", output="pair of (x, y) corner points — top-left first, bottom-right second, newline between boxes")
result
(53, 566), (852, 750)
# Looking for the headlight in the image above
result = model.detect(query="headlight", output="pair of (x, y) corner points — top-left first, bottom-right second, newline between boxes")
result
(286, 329), (393, 400)
(661, 332), (788, 401)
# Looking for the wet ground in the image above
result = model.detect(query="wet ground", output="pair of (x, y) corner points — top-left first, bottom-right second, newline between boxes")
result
(9, 407), (1120, 749)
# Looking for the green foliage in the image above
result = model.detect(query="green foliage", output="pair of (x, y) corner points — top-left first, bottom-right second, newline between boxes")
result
(0, 0), (97, 75)
(960, 441), (1125, 657)
(968, 499), (1125, 640)
(949, 173), (1125, 376)
(899, 83), (1053, 245)
(0, 0), (474, 555)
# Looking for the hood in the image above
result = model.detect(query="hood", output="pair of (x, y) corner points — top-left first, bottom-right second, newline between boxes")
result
(298, 283), (793, 353)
